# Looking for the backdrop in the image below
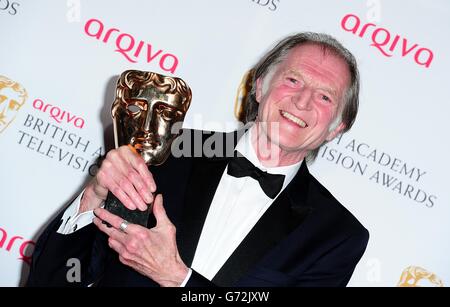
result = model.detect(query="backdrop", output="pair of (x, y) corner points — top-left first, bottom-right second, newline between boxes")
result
(1, 0), (449, 287)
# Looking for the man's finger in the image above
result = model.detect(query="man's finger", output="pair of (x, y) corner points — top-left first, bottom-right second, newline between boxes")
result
(118, 178), (148, 211)
(94, 208), (127, 229)
(93, 216), (126, 242)
(109, 147), (154, 207)
(126, 168), (153, 205)
(153, 194), (170, 226)
(108, 184), (137, 210)
(127, 144), (138, 155)
(108, 237), (125, 254)
(125, 146), (157, 193)
(94, 208), (139, 234)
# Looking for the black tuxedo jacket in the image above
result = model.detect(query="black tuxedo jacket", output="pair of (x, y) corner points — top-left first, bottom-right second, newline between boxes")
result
(27, 129), (369, 287)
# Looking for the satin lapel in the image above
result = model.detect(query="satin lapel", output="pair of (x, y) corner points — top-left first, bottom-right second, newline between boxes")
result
(176, 156), (230, 266)
(176, 129), (246, 265)
(212, 162), (312, 286)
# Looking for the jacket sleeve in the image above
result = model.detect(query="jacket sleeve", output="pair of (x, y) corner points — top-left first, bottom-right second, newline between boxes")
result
(26, 209), (104, 287)
(294, 228), (369, 287)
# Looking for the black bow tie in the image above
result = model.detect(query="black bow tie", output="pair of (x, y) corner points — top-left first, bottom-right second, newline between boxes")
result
(227, 152), (285, 199)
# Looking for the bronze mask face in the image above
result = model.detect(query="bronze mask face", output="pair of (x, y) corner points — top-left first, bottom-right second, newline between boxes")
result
(111, 70), (192, 165)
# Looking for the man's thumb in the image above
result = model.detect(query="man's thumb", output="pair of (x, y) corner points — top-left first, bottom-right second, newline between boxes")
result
(153, 194), (168, 225)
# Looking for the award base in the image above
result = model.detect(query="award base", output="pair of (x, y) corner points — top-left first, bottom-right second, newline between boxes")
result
(104, 191), (151, 227)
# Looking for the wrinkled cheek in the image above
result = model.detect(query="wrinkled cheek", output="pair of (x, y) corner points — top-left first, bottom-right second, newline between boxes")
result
(315, 109), (334, 125)
(256, 103), (270, 122)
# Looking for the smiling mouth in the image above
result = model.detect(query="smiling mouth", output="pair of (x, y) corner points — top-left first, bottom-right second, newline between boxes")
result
(280, 110), (308, 128)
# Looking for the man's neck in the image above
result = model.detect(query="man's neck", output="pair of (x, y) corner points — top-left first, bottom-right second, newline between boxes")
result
(250, 123), (306, 168)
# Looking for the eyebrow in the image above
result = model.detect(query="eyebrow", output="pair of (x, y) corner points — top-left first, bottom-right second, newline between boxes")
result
(286, 69), (338, 98)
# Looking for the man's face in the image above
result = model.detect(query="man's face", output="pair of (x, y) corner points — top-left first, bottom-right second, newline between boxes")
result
(0, 86), (26, 133)
(255, 44), (350, 158)
(112, 85), (186, 165)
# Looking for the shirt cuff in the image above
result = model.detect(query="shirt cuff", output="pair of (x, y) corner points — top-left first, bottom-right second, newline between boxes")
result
(57, 189), (98, 234)
(179, 268), (193, 287)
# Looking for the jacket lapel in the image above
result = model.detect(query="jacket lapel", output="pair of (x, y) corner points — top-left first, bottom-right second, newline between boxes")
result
(175, 128), (314, 286)
(175, 127), (246, 265)
(176, 155), (229, 266)
(212, 162), (313, 286)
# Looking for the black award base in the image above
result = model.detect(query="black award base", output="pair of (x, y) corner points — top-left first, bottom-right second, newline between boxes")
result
(103, 191), (151, 227)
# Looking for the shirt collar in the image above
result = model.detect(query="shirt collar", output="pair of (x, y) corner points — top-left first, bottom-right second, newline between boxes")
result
(234, 125), (302, 191)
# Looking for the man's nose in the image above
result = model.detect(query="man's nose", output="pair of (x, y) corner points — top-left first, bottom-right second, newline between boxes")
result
(292, 89), (313, 110)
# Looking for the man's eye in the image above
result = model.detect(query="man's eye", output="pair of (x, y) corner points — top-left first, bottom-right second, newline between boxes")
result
(287, 77), (298, 84)
(321, 95), (331, 102)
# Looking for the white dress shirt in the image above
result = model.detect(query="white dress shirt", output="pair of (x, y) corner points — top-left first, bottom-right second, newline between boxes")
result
(57, 190), (94, 234)
(190, 126), (301, 280)
(57, 126), (302, 285)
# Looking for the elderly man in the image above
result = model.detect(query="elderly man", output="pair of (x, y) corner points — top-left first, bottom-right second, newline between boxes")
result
(27, 32), (368, 287)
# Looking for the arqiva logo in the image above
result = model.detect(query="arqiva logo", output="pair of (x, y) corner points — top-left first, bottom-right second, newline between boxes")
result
(0, 227), (35, 265)
(32, 98), (85, 129)
(341, 13), (433, 68)
(84, 18), (179, 74)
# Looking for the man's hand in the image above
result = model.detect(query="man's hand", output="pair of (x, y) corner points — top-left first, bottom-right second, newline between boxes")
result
(80, 145), (156, 213)
(92, 194), (189, 287)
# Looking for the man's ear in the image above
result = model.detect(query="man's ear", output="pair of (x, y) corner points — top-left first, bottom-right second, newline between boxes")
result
(326, 122), (346, 142)
(255, 77), (263, 103)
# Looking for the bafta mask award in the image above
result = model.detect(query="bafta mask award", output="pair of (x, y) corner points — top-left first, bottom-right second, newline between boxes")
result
(104, 70), (192, 226)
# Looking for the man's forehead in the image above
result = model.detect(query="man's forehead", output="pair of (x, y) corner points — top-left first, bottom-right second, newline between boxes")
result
(280, 45), (350, 94)
(285, 44), (349, 69)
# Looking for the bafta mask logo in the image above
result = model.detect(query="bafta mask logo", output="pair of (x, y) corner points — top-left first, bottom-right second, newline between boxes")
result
(111, 70), (192, 165)
(397, 266), (444, 287)
(0, 75), (27, 134)
(233, 69), (254, 122)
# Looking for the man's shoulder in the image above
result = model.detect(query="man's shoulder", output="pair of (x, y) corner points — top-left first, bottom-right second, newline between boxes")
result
(306, 171), (369, 238)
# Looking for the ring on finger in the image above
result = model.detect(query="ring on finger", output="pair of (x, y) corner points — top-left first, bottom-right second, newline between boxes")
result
(119, 220), (129, 233)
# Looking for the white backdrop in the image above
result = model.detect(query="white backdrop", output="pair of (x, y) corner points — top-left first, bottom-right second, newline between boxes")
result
(1, 0), (449, 286)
